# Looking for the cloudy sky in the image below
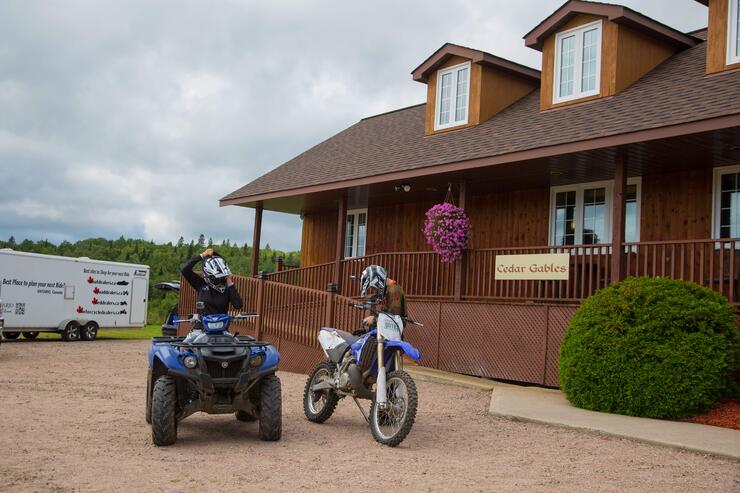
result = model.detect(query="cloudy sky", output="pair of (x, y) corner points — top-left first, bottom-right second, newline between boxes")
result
(0, 0), (706, 251)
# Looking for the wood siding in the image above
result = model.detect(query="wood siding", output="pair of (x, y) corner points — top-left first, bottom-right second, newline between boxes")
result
(540, 15), (678, 111)
(707, 0), (740, 73)
(640, 168), (713, 241)
(425, 56), (537, 136)
(468, 187), (550, 248)
(300, 209), (337, 266)
(365, 200), (435, 253)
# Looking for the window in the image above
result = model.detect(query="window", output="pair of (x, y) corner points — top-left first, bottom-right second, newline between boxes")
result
(553, 20), (602, 104)
(434, 61), (470, 130)
(729, 0), (740, 65)
(344, 209), (367, 258)
(713, 166), (740, 238)
(549, 178), (641, 246)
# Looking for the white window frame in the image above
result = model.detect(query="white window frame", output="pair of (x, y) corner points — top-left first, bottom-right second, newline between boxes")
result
(434, 61), (471, 131)
(728, 0), (740, 65)
(548, 178), (641, 246)
(712, 165), (740, 239)
(552, 20), (602, 104)
(344, 208), (368, 258)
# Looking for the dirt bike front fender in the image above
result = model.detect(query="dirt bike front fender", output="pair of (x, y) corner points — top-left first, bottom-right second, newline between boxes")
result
(385, 340), (421, 361)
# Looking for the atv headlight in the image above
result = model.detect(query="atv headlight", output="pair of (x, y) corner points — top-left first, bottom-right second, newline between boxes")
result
(204, 321), (224, 330)
(249, 354), (265, 368)
(183, 354), (198, 369)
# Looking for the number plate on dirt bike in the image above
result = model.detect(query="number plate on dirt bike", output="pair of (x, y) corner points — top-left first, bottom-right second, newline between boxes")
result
(377, 313), (403, 341)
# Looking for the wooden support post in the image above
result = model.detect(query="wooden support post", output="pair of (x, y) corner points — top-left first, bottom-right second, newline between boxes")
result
(254, 272), (268, 340)
(333, 195), (347, 288)
(454, 182), (467, 301)
(250, 205), (263, 277)
(276, 256), (283, 272)
(611, 153), (627, 284)
(325, 283), (337, 328)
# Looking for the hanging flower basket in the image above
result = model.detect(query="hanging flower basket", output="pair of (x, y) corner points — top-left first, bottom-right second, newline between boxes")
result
(423, 202), (471, 263)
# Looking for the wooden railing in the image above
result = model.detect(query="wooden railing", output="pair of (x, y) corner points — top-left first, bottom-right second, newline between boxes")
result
(625, 238), (740, 303)
(466, 244), (612, 302)
(266, 261), (334, 291)
(339, 252), (455, 299)
(255, 238), (740, 306)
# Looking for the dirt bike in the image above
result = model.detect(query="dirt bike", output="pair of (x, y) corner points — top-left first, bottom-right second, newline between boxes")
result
(303, 299), (423, 446)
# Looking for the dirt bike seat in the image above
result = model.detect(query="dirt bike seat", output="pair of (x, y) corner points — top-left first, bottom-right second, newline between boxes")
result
(334, 329), (361, 346)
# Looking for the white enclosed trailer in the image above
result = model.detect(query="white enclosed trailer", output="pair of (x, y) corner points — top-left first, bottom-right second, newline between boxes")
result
(0, 249), (149, 341)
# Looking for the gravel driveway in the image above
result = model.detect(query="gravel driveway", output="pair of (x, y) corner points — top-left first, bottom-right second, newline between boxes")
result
(0, 339), (737, 492)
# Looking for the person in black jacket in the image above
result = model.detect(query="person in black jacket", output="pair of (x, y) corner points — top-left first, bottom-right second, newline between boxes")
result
(181, 248), (243, 315)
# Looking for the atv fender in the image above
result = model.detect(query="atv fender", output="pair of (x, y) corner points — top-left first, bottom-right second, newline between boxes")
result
(148, 343), (188, 372)
(385, 340), (421, 361)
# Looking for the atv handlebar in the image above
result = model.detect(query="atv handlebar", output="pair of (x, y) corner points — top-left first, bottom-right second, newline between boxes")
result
(174, 312), (258, 324)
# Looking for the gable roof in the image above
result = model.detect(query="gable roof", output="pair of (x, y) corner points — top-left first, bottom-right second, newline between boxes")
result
(411, 43), (540, 84)
(523, 0), (699, 51)
(222, 38), (740, 207)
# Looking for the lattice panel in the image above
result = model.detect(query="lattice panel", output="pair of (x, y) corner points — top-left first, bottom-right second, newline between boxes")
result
(405, 301), (441, 368)
(277, 338), (325, 375)
(544, 305), (579, 387)
(438, 303), (549, 384)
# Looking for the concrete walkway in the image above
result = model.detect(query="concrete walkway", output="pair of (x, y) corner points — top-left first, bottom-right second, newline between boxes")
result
(406, 366), (740, 460)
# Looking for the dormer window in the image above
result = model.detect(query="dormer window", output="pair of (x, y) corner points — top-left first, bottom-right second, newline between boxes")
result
(553, 20), (602, 104)
(729, 0), (740, 64)
(434, 61), (470, 130)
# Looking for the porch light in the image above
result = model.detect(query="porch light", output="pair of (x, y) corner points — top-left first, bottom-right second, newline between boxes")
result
(394, 184), (412, 192)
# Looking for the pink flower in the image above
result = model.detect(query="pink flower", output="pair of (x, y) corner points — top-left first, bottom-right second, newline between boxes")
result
(422, 203), (471, 262)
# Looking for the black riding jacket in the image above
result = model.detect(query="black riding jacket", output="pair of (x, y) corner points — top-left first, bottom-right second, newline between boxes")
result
(181, 255), (243, 315)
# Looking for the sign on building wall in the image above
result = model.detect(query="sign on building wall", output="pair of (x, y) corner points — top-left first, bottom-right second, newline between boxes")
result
(495, 253), (570, 280)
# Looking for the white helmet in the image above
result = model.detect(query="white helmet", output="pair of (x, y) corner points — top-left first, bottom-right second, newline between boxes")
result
(360, 265), (387, 302)
(202, 256), (231, 293)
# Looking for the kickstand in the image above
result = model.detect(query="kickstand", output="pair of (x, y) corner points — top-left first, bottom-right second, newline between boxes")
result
(352, 397), (369, 424)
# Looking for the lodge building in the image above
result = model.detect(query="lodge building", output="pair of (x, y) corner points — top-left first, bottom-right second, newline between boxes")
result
(181, 0), (740, 386)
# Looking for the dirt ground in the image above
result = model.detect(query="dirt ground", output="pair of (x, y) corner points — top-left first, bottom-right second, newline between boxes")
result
(0, 339), (738, 492)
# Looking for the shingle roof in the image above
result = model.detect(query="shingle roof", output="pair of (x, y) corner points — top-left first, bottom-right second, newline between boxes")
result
(222, 37), (740, 204)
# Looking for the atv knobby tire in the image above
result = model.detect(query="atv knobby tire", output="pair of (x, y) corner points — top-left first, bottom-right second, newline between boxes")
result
(258, 374), (282, 441)
(151, 375), (177, 446)
(303, 360), (339, 423)
(369, 370), (418, 447)
(235, 410), (257, 422)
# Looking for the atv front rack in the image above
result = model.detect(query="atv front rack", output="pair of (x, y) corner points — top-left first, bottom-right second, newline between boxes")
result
(151, 335), (271, 348)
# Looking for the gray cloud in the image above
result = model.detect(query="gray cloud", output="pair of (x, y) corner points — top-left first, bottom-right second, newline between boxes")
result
(0, 0), (706, 250)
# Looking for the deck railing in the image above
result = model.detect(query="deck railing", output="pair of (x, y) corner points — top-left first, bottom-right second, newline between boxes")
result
(257, 238), (740, 305)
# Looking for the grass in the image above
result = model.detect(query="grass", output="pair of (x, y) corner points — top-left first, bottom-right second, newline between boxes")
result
(32, 324), (163, 340)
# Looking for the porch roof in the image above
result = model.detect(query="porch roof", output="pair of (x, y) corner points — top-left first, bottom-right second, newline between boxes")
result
(222, 32), (740, 210)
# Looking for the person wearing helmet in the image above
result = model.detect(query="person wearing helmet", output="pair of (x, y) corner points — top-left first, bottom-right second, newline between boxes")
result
(358, 264), (407, 334)
(181, 248), (243, 315)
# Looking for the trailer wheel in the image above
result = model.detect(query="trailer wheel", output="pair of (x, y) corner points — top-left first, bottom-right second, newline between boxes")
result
(80, 322), (98, 341)
(3, 332), (20, 340)
(22, 332), (39, 339)
(61, 322), (80, 342)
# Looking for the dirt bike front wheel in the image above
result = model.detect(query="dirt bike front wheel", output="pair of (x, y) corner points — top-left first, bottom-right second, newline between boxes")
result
(369, 370), (418, 447)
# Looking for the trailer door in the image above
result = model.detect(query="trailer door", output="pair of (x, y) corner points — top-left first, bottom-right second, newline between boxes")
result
(129, 278), (148, 325)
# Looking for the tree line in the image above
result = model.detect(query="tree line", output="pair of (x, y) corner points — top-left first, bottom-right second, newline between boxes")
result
(1, 235), (300, 325)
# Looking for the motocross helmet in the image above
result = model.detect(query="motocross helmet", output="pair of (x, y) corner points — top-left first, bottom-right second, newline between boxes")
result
(360, 265), (387, 302)
(202, 255), (231, 293)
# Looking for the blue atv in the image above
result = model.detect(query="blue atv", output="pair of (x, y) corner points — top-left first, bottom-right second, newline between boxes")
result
(146, 306), (281, 446)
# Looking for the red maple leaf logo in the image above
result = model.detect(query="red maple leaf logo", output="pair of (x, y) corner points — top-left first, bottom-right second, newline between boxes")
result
(93, 287), (100, 294)
(76, 306), (84, 313)
(92, 298), (99, 305)
(87, 276), (94, 284)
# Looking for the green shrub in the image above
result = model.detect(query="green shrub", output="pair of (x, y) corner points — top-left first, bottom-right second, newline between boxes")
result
(559, 277), (740, 419)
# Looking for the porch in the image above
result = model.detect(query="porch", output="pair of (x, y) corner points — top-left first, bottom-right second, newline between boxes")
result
(178, 237), (740, 388)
